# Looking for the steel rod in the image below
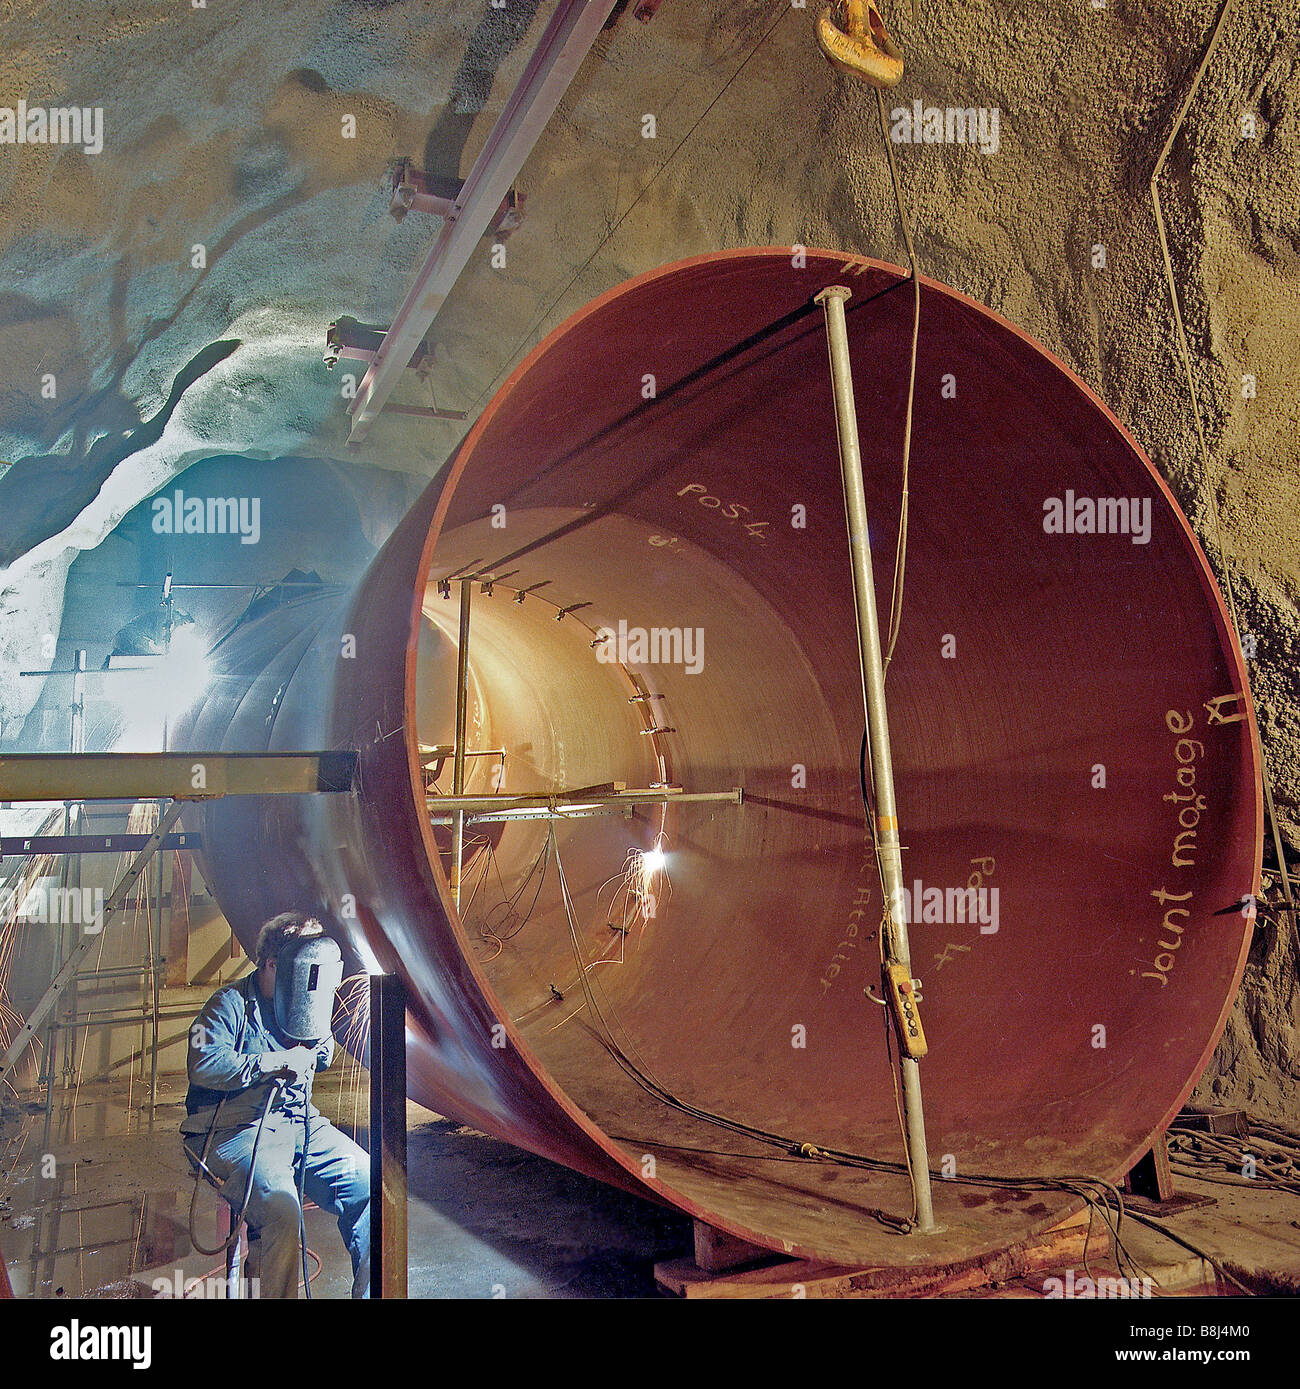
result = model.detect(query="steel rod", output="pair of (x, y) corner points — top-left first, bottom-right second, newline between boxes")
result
(816, 284), (937, 1233)
(370, 973), (408, 1299)
(450, 579), (472, 909)
(429, 787), (741, 814)
(62, 661), (83, 1098)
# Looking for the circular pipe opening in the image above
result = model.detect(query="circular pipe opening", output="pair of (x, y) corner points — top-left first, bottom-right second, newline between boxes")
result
(404, 249), (1260, 1265)
(179, 249), (1260, 1270)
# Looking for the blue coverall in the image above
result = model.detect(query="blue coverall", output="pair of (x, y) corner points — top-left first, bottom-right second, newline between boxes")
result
(182, 972), (370, 1298)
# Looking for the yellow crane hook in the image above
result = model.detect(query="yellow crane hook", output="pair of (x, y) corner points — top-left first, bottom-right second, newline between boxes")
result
(815, 0), (905, 88)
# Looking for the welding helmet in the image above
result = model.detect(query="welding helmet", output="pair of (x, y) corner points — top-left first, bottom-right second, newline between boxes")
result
(274, 932), (344, 1042)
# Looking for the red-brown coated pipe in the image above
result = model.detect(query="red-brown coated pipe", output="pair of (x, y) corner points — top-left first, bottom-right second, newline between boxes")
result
(175, 249), (1260, 1270)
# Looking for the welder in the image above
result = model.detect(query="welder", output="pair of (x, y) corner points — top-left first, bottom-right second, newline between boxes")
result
(182, 911), (369, 1298)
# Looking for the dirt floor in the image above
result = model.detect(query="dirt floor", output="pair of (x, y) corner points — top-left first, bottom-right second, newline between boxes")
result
(3, 1072), (1300, 1300)
(0, 0), (1295, 1128)
(0, 1071), (692, 1300)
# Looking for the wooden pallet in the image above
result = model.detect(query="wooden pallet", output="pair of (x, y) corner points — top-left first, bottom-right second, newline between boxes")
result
(655, 1211), (1094, 1299)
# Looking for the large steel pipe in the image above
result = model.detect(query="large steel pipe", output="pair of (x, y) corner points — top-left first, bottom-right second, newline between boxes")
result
(174, 249), (1260, 1269)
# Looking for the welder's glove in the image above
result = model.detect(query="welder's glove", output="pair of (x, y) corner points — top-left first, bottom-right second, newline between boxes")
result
(260, 1046), (317, 1083)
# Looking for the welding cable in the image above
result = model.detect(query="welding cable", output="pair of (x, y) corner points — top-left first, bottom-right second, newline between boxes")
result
(186, 1079), (284, 1257)
(1167, 1128), (1300, 1195)
(183, 1246), (321, 1299)
(1242, 1117), (1300, 1157)
(299, 1069), (315, 1300)
(550, 827), (915, 1234)
(630, 1129), (1156, 1280)
(477, 833), (551, 945)
(595, 861), (642, 944)
(459, 833), (551, 966)
(457, 835), (495, 919)
(873, 85), (920, 677)
(810, 1145), (1243, 1297)
(546, 834), (1212, 1270)
(515, 834), (634, 1023)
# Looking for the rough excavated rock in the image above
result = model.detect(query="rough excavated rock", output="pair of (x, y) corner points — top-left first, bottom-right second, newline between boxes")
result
(0, 0), (1296, 1113)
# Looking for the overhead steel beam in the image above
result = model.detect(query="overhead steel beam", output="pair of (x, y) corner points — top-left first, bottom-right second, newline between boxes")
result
(345, 0), (620, 443)
(0, 832), (201, 855)
(0, 752), (356, 803)
(428, 787), (742, 818)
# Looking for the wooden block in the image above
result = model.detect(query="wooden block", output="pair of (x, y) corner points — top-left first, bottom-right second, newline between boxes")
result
(692, 1220), (772, 1273)
(1178, 1108), (1249, 1139)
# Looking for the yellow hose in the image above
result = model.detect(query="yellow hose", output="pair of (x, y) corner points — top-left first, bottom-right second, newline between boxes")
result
(816, 1), (904, 88)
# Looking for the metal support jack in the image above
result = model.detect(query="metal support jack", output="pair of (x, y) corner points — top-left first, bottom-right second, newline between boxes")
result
(816, 284), (937, 1233)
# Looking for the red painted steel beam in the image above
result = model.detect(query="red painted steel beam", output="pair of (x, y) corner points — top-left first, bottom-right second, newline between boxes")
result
(177, 249), (1260, 1270)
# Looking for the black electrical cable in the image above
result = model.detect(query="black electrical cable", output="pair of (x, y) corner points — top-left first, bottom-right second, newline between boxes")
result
(485, 833), (551, 942)
(549, 825), (914, 1234)
(186, 1077), (284, 1258)
(1122, 1208), (1255, 1297)
(299, 1071), (313, 1300)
